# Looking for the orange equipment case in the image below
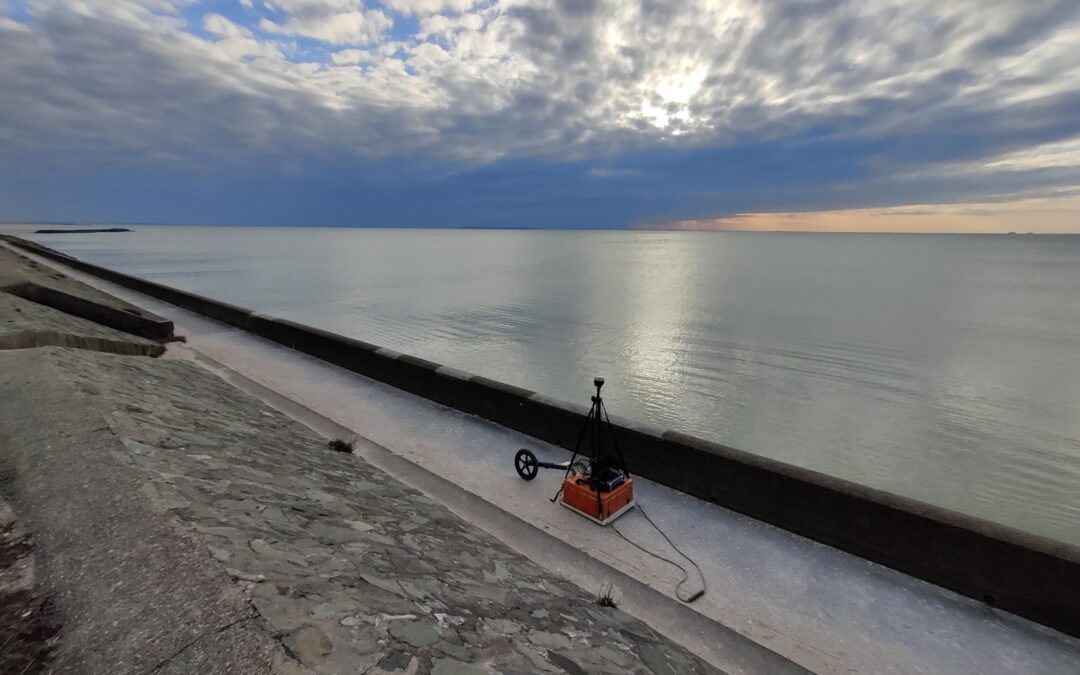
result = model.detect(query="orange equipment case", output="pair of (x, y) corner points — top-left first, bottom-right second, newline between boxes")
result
(561, 475), (635, 525)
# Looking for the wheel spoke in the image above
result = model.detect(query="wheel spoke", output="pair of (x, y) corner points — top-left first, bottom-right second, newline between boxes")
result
(514, 449), (539, 480)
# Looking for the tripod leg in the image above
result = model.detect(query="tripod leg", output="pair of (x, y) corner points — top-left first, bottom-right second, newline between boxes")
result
(550, 404), (596, 503)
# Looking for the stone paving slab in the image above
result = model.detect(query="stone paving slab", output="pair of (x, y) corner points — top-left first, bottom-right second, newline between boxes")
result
(1, 347), (724, 674)
(0, 348), (291, 674)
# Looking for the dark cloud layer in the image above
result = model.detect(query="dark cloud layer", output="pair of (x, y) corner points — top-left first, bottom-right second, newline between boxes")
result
(1, 0), (1079, 227)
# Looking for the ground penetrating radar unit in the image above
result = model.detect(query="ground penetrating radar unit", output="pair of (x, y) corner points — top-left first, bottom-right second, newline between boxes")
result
(513, 377), (635, 525)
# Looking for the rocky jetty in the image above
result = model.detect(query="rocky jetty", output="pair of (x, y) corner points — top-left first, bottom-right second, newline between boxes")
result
(34, 227), (133, 233)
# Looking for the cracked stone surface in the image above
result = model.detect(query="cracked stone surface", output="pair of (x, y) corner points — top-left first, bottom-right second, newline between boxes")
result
(3, 347), (721, 674)
(0, 348), (289, 674)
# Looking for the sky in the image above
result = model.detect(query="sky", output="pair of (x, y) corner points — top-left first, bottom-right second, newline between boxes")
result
(1, 0), (1079, 232)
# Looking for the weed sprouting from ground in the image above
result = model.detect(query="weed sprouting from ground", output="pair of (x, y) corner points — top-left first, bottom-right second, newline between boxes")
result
(596, 584), (618, 608)
(327, 437), (356, 453)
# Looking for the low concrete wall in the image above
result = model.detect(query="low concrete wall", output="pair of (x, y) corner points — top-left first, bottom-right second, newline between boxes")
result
(3, 281), (174, 341)
(6, 234), (1080, 639)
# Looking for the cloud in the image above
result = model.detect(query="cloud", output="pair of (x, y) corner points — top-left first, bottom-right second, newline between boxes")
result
(0, 16), (28, 31)
(330, 47), (376, 65)
(589, 167), (640, 178)
(1, 0), (1080, 228)
(204, 13), (253, 39)
(263, 0), (366, 12)
(256, 1), (393, 45)
(382, 0), (482, 16)
(204, 13), (284, 59)
(260, 9), (392, 44)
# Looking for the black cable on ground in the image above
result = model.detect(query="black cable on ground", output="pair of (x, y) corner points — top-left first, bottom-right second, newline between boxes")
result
(612, 503), (706, 604)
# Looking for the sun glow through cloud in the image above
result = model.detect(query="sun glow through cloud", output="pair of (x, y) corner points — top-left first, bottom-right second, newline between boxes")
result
(667, 193), (1080, 234)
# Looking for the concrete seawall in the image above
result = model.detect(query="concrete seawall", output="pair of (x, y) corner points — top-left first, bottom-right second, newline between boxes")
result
(6, 234), (1080, 640)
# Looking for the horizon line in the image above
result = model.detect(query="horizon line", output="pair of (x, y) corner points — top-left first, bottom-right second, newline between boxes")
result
(4, 221), (1080, 235)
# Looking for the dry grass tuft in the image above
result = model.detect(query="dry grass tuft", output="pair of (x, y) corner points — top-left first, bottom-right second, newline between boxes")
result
(327, 437), (356, 453)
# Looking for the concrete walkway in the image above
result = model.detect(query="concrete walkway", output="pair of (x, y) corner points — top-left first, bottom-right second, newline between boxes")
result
(9, 241), (1080, 674)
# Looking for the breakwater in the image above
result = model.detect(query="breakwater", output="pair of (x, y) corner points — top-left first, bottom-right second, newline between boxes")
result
(5, 234), (1080, 640)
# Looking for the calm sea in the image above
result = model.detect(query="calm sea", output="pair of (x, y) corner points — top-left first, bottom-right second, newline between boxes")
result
(23, 226), (1080, 546)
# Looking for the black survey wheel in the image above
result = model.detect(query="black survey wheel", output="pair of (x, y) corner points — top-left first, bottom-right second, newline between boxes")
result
(515, 448), (539, 481)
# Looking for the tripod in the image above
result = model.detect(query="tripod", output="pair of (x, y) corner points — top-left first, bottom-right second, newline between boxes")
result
(550, 376), (630, 503)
